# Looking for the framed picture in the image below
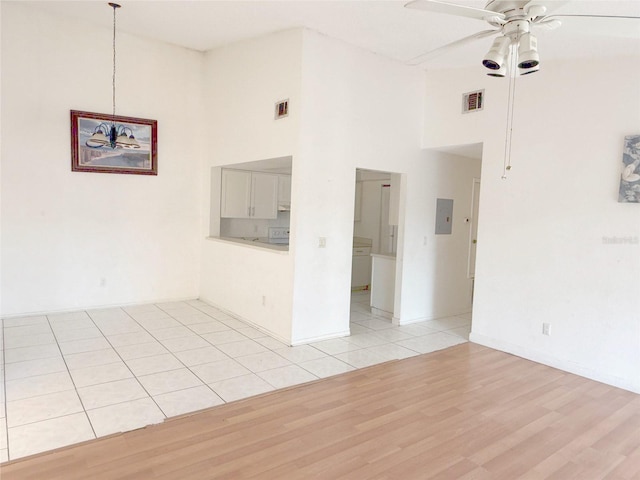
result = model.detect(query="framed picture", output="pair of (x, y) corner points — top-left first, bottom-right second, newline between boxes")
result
(619, 134), (640, 203)
(71, 110), (157, 175)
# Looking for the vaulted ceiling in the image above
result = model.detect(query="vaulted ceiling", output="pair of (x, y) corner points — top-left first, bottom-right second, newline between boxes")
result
(25, 1), (640, 70)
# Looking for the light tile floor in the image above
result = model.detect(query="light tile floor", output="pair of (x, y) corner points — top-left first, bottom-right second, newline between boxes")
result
(0, 291), (470, 461)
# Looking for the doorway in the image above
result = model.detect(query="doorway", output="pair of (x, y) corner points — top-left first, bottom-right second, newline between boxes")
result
(351, 168), (400, 323)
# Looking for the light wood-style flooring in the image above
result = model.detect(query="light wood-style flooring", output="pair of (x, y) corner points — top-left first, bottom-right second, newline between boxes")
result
(2, 343), (639, 479)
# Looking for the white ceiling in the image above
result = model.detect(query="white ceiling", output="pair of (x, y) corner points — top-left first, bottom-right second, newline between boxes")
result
(24, 0), (640, 70)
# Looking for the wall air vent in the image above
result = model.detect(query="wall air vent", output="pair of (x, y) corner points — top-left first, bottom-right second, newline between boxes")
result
(275, 99), (289, 119)
(462, 89), (484, 114)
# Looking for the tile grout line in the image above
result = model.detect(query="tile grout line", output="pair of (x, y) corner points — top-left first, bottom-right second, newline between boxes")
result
(114, 306), (236, 414)
(148, 304), (338, 396)
(80, 303), (276, 417)
(151, 305), (318, 397)
(45, 313), (99, 442)
(85, 308), (173, 423)
(3, 296), (471, 460)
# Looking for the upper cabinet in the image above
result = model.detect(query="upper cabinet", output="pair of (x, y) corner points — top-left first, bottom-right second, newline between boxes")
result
(220, 169), (251, 218)
(220, 169), (278, 219)
(251, 172), (279, 219)
(278, 174), (292, 211)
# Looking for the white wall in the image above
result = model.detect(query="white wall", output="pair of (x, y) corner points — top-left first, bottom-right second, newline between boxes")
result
(291, 31), (423, 343)
(424, 57), (640, 393)
(291, 30), (479, 343)
(0, 3), (204, 315)
(420, 151), (481, 317)
(199, 30), (302, 342)
(200, 29), (481, 344)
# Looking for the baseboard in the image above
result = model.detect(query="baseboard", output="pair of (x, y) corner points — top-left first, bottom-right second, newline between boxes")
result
(290, 330), (351, 347)
(397, 308), (472, 326)
(198, 297), (353, 347)
(469, 332), (640, 394)
(371, 307), (392, 319)
(197, 296), (292, 346)
(0, 295), (200, 319)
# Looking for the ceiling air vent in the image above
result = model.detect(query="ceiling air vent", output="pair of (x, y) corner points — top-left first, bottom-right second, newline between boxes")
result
(462, 89), (484, 114)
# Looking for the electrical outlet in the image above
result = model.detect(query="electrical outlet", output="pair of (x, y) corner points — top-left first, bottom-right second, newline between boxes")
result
(319, 237), (326, 248)
(542, 323), (550, 336)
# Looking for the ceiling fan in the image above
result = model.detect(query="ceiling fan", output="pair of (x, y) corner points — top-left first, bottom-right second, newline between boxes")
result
(405, 0), (640, 76)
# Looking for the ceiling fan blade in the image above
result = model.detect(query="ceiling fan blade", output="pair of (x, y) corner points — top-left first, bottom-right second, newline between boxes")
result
(407, 29), (499, 65)
(548, 14), (640, 21)
(405, 0), (505, 22)
(525, 0), (571, 16)
(541, 13), (640, 38)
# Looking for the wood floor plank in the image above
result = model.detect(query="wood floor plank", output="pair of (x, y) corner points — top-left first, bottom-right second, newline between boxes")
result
(2, 343), (639, 479)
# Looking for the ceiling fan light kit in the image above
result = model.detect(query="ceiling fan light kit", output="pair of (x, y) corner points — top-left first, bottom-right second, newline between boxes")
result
(518, 63), (539, 75)
(482, 36), (511, 70)
(405, 0), (639, 76)
(405, 0), (639, 178)
(517, 32), (539, 69)
(487, 64), (507, 77)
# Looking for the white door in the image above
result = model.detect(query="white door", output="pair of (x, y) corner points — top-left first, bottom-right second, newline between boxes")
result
(220, 169), (251, 218)
(468, 178), (481, 278)
(251, 173), (279, 219)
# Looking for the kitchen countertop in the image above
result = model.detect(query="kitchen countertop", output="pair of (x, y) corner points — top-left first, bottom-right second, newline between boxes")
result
(207, 236), (289, 253)
(353, 236), (373, 248)
(371, 253), (396, 260)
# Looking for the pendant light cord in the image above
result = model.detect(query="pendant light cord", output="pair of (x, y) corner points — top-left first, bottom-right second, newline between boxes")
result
(112, 3), (117, 125)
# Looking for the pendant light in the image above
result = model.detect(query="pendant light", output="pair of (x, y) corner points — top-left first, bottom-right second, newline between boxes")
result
(86, 3), (140, 150)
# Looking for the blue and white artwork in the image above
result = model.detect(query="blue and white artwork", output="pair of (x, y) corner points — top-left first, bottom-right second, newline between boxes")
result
(619, 135), (640, 203)
(78, 117), (152, 169)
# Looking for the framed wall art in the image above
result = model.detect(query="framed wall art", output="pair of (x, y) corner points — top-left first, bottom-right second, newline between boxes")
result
(70, 110), (158, 175)
(619, 134), (640, 203)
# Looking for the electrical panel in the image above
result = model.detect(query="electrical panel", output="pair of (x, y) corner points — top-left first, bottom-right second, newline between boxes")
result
(435, 198), (454, 235)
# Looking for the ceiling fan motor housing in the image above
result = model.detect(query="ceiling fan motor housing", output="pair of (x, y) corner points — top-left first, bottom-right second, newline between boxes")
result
(485, 0), (531, 17)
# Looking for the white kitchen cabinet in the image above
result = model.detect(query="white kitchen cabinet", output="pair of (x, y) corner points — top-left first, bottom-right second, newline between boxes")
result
(251, 172), (278, 219)
(221, 169), (251, 218)
(278, 174), (291, 209)
(220, 169), (278, 219)
(370, 254), (396, 315)
(351, 244), (371, 288)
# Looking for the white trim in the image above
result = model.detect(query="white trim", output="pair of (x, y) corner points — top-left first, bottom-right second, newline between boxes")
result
(371, 306), (392, 319)
(470, 332), (640, 394)
(397, 309), (472, 326)
(290, 330), (351, 346)
(199, 296), (292, 346)
(0, 296), (200, 319)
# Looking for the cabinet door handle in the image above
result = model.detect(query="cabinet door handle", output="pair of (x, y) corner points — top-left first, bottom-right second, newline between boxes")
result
(247, 206), (251, 217)
(252, 206), (255, 216)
